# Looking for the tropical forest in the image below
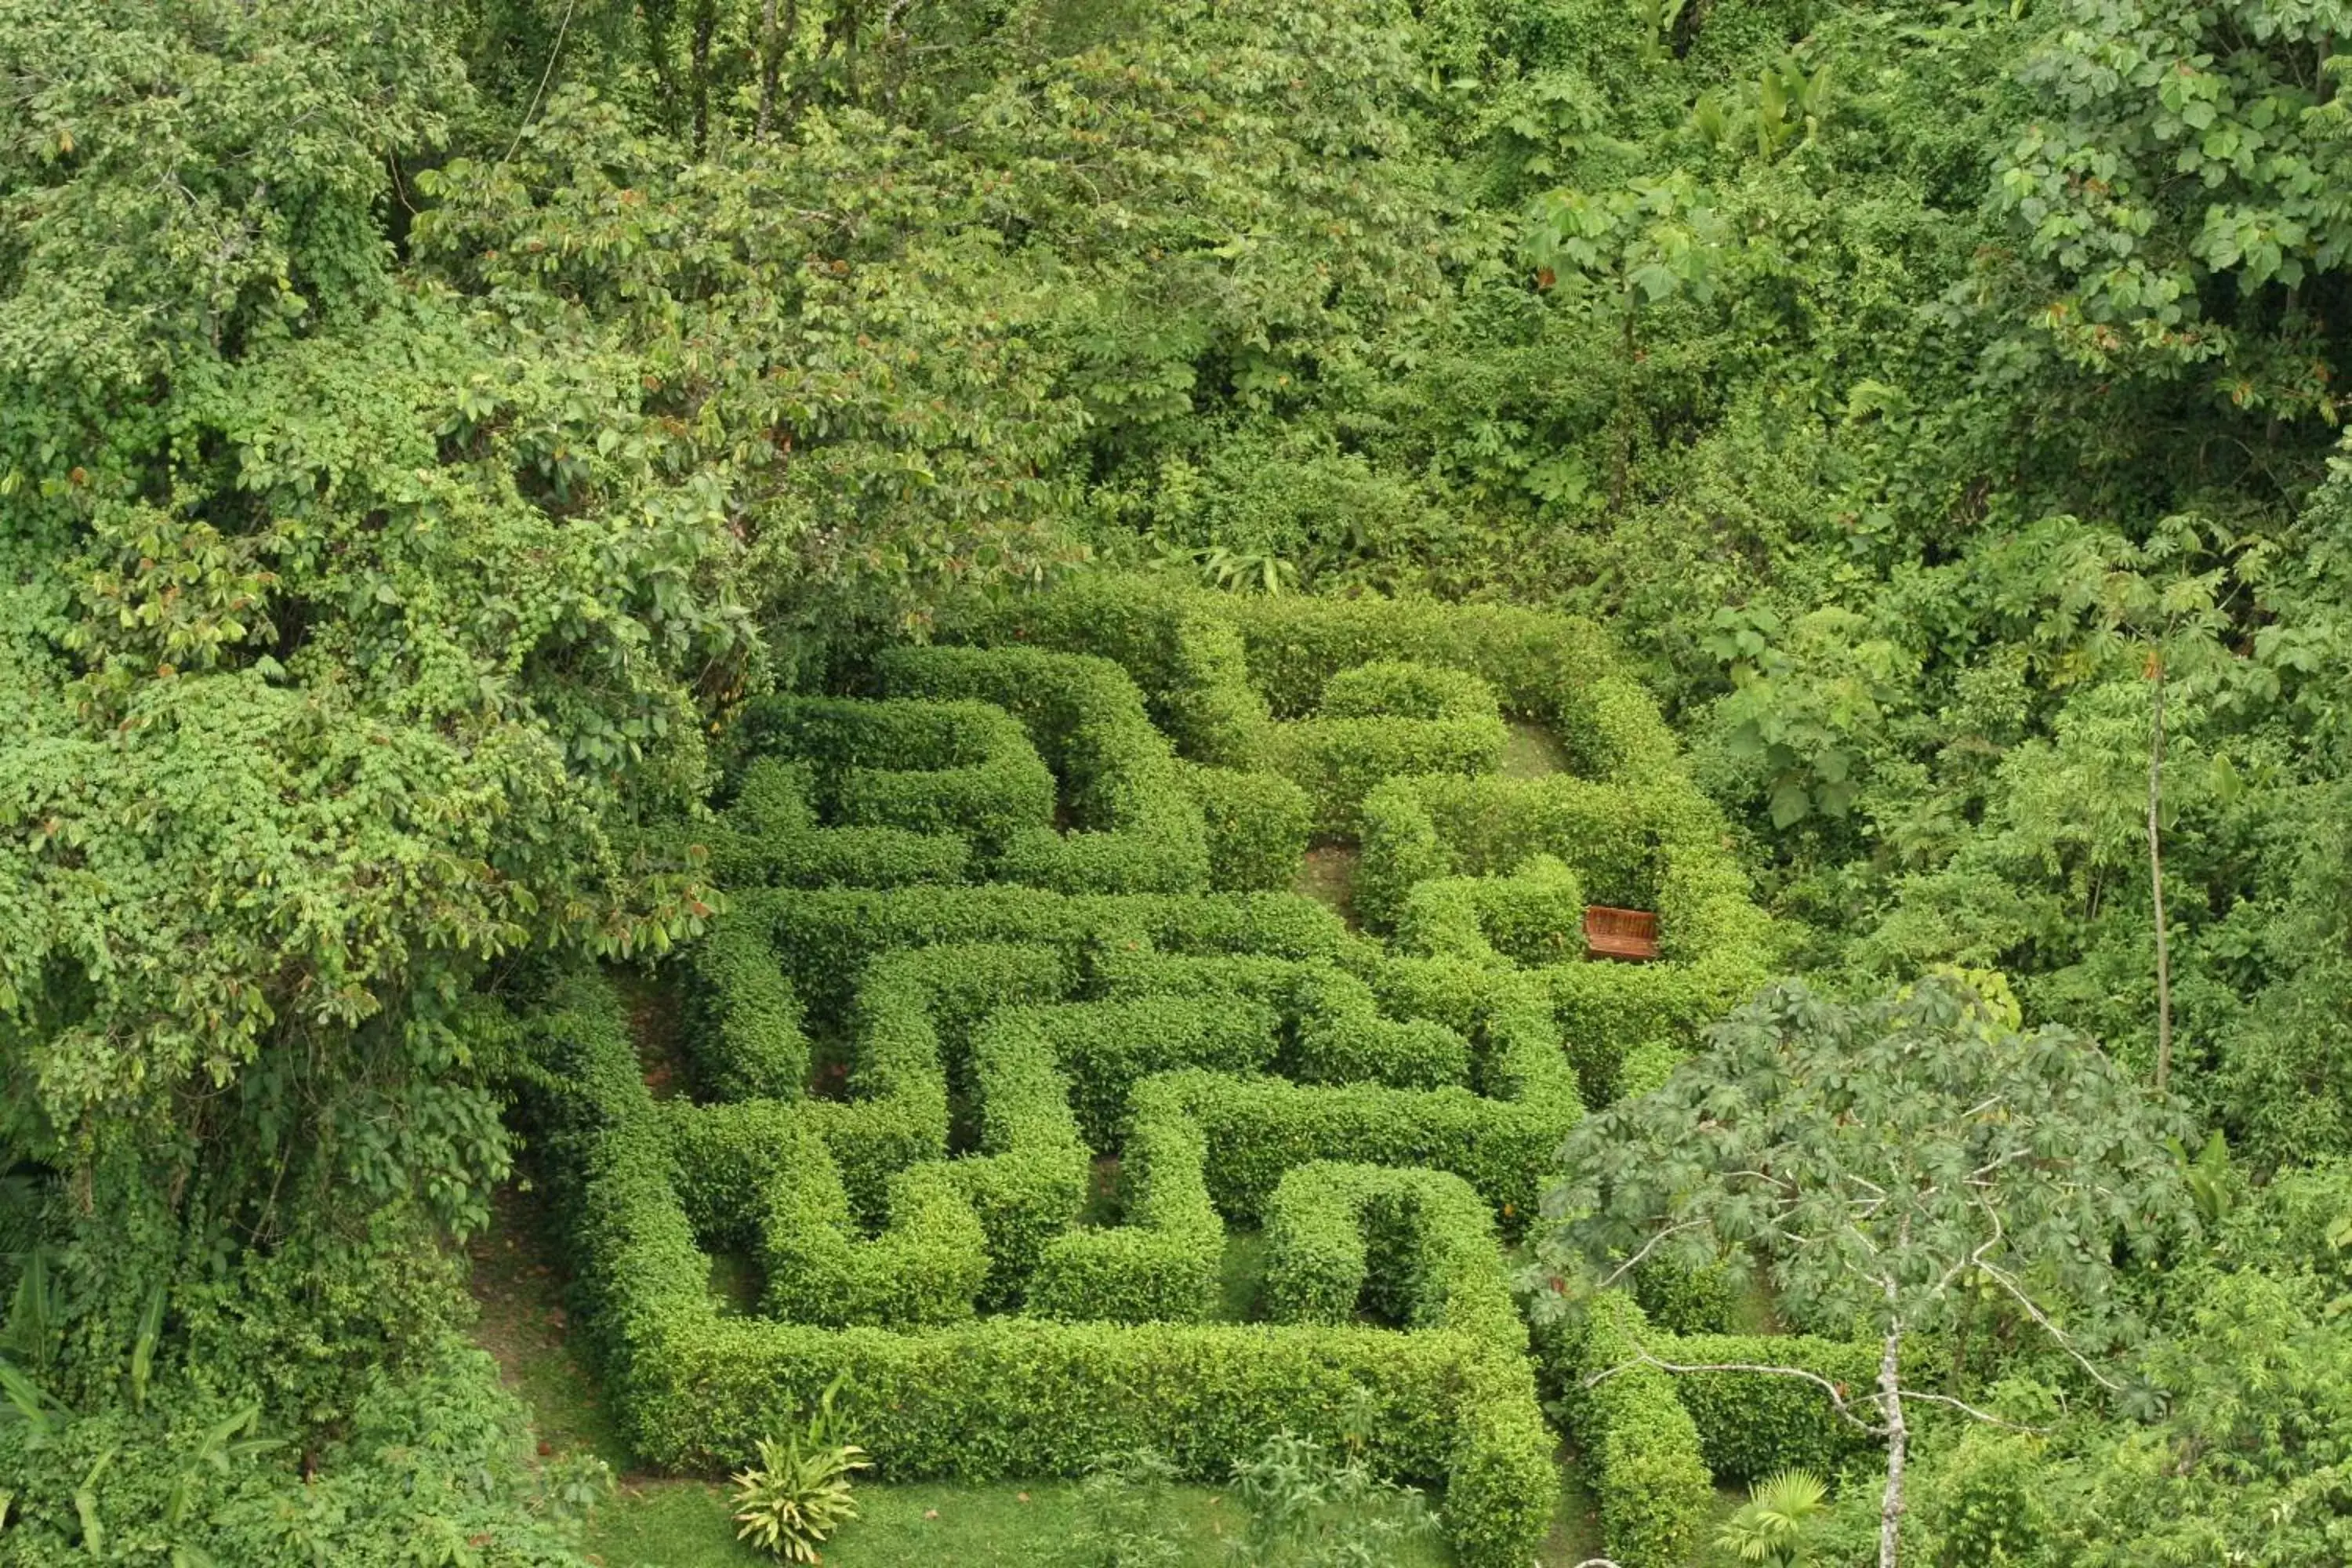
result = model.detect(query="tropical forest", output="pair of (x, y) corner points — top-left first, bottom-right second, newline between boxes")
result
(5, 2), (2352, 1565)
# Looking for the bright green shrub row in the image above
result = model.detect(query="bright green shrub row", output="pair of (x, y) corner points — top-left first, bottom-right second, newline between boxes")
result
(746, 884), (1350, 1022)
(1178, 761), (1312, 890)
(956, 573), (1273, 765)
(1284, 964), (1472, 1091)
(1668, 1333), (1882, 1483)
(758, 1134), (989, 1328)
(1355, 773), (1679, 921)
(961, 1005), (1093, 1306)
(964, 579), (1683, 797)
(733, 695), (1057, 848)
(1556, 1292), (1713, 1568)
(1255, 711), (1508, 835)
(524, 974), (1555, 1568)
(876, 644), (1210, 893)
(1086, 945), (1347, 1006)
(1318, 660), (1501, 722)
(1396, 855), (1585, 968)
(706, 758), (973, 889)
(1261, 1163), (1523, 1360)
(1026, 1076), (1223, 1325)
(1144, 1066), (1576, 1229)
(682, 914), (810, 1099)
(1547, 956), (1769, 1105)
(1013, 996), (1282, 1149)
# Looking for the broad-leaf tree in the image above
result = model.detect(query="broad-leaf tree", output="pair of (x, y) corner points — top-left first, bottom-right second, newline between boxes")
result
(1530, 977), (2193, 1566)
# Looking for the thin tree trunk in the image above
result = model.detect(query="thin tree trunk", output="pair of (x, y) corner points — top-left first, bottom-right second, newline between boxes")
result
(690, 0), (717, 154)
(2149, 651), (2172, 1091)
(757, 0), (782, 136)
(1878, 1323), (1906, 1568)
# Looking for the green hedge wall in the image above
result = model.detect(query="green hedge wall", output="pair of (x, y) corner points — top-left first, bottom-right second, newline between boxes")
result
(733, 695), (1057, 848)
(1396, 855), (1585, 969)
(1317, 660), (1502, 722)
(746, 884), (1350, 1022)
(1283, 964), (1473, 1091)
(1262, 1163), (1523, 1359)
(1145, 1067), (1576, 1229)
(1014, 996), (1283, 1149)
(1555, 1293), (1713, 1568)
(1255, 712), (1508, 836)
(706, 758), (973, 890)
(1025, 1075), (1224, 1325)
(876, 644), (1211, 893)
(1178, 762), (1312, 891)
(522, 975), (1556, 1568)
(1668, 1333), (1883, 1483)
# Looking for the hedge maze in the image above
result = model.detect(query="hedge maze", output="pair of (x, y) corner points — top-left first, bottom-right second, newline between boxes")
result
(524, 579), (1832, 1566)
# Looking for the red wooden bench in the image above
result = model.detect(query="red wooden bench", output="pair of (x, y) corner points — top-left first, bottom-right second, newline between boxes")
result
(1584, 906), (1660, 962)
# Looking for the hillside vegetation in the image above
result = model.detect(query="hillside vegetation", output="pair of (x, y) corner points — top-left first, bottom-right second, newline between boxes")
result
(4, 2), (2352, 1566)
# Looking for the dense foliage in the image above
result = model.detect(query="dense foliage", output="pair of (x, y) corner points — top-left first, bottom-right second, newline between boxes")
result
(7, 0), (2352, 1563)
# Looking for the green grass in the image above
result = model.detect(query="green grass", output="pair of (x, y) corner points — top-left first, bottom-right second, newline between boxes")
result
(1501, 721), (1570, 779)
(586, 1474), (1466, 1568)
(1214, 1226), (1269, 1321)
(1293, 844), (1359, 926)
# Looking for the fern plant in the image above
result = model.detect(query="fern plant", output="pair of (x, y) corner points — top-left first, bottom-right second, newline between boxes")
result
(729, 1377), (869, 1563)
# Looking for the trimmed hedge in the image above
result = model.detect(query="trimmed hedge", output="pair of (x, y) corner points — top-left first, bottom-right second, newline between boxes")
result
(734, 695), (1056, 848)
(706, 758), (972, 890)
(1556, 1293), (1712, 1568)
(523, 975), (1555, 1568)
(1317, 660), (1501, 723)
(1255, 712), (1508, 836)
(1014, 996), (1283, 1150)
(1284, 965), (1473, 1091)
(875, 644), (1211, 894)
(1261, 1163), (1523, 1359)
(1178, 762), (1312, 891)
(746, 884), (1350, 1022)
(1396, 855), (1585, 969)
(1143, 1066), (1576, 1229)
(1026, 1075), (1224, 1325)
(682, 913), (810, 1100)
(1668, 1333), (1882, 1483)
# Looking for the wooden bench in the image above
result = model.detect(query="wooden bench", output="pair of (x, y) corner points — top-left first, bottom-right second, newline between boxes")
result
(1584, 906), (1659, 962)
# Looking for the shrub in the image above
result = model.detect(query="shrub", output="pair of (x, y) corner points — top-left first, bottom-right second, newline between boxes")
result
(1283, 965), (1473, 1091)
(1317, 660), (1501, 722)
(1396, 855), (1585, 967)
(875, 644), (1211, 892)
(1178, 763), (1312, 891)
(1253, 712), (1507, 836)
(735, 695), (1057, 848)
(684, 914), (811, 1099)
(1570, 1293), (1712, 1568)
(521, 976), (1556, 1568)
(1261, 1163), (1522, 1356)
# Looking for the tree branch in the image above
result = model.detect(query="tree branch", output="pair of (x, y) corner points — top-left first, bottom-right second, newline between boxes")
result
(1585, 1348), (1887, 1435)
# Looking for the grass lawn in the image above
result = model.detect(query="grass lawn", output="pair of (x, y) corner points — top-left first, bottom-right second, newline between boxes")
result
(585, 1475), (1459, 1568)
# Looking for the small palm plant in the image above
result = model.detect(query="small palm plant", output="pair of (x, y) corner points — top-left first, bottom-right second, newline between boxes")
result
(730, 1377), (869, 1563)
(1715, 1468), (1828, 1568)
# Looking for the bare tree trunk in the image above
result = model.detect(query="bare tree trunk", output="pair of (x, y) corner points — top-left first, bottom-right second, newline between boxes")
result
(757, 0), (782, 137)
(689, 0), (717, 154)
(2148, 651), (2172, 1091)
(1878, 1323), (1906, 1568)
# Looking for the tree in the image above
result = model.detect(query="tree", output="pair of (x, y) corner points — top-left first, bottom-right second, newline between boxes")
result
(1530, 977), (2193, 1567)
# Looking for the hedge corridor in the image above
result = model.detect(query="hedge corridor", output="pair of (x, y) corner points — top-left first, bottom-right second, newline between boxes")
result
(519, 579), (1872, 1568)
